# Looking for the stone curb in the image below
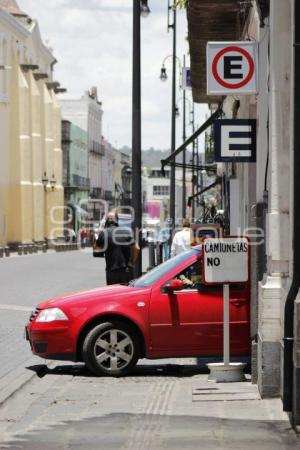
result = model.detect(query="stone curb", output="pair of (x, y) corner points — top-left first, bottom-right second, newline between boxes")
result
(0, 358), (56, 407)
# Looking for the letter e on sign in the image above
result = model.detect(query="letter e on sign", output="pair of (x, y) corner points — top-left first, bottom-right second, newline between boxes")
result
(203, 237), (249, 284)
(207, 42), (258, 95)
(214, 119), (257, 163)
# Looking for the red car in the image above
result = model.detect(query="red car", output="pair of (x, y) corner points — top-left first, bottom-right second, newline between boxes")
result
(25, 247), (250, 376)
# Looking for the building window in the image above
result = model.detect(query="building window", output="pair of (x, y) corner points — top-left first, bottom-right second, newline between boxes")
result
(150, 169), (170, 178)
(153, 185), (170, 196)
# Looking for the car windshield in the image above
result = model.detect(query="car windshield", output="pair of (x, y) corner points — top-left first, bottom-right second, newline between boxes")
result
(131, 248), (200, 288)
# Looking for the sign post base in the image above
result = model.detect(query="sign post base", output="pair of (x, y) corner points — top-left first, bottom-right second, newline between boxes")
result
(207, 362), (246, 383)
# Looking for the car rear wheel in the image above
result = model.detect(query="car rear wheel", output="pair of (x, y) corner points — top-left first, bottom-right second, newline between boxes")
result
(82, 321), (140, 376)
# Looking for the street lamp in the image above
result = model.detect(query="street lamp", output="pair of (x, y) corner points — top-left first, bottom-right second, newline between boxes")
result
(140, 0), (151, 17)
(160, 65), (168, 81)
(132, 0), (150, 277)
(50, 173), (57, 191)
(42, 172), (56, 192)
(176, 84), (193, 218)
(159, 1), (179, 231)
(169, 1), (176, 234)
(42, 172), (49, 192)
(176, 97), (193, 119)
(190, 103), (196, 219)
(159, 55), (182, 85)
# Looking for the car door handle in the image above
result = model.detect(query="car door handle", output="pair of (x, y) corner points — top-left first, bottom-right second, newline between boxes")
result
(230, 298), (247, 307)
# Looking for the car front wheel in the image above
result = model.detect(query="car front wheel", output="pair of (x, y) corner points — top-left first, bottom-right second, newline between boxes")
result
(82, 321), (140, 376)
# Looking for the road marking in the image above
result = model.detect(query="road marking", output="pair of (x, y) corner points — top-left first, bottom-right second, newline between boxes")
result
(0, 304), (33, 312)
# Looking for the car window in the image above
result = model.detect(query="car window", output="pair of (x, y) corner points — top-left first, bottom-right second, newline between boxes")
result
(175, 259), (203, 290)
(174, 261), (246, 291)
(132, 249), (200, 287)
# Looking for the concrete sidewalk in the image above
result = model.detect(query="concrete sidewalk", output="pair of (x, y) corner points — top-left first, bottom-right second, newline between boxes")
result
(0, 359), (298, 450)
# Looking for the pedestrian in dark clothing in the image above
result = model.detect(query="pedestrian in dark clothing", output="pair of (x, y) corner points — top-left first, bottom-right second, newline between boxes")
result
(96, 212), (140, 285)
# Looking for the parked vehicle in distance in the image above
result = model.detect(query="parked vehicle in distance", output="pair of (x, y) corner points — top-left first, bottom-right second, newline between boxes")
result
(25, 246), (250, 376)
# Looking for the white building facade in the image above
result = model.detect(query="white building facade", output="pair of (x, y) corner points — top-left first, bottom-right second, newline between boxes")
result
(143, 167), (192, 223)
(218, 0), (294, 402)
(112, 149), (131, 206)
(187, 0), (300, 425)
(60, 87), (104, 200)
(101, 137), (114, 203)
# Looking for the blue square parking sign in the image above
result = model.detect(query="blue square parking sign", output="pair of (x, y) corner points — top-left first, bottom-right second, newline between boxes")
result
(214, 119), (257, 163)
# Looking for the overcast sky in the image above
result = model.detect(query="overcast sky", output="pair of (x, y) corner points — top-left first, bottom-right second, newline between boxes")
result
(18, 0), (208, 150)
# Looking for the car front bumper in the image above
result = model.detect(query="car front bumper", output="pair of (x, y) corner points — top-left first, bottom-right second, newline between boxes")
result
(25, 321), (76, 361)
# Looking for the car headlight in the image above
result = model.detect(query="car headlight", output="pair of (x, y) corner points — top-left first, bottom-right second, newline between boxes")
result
(36, 308), (68, 323)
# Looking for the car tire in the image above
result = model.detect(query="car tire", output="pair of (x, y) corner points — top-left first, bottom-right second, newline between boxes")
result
(82, 321), (141, 376)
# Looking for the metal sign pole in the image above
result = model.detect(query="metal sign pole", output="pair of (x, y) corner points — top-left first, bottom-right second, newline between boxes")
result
(203, 237), (248, 382)
(223, 283), (230, 366)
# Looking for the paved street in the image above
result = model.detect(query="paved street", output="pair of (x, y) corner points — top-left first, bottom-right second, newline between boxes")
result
(0, 248), (150, 309)
(0, 249), (106, 394)
(0, 249), (148, 404)
(0, 249), (107, 308)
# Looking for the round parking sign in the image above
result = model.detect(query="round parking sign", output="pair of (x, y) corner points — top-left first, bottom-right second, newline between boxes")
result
(212, 46), (255, 89)
(207, 42), (258, 95)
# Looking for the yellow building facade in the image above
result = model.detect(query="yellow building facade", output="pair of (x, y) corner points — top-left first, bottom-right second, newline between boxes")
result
(0, 1), (64, 247)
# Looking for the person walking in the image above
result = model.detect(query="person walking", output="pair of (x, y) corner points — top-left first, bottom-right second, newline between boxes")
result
(159, 223), (171, 261)
(96, 212), (140, 285)
(170, 218), (191, 257)
(80, 228), (87, 248)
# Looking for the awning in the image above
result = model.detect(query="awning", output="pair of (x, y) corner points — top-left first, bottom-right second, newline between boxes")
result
(187, 0), (251, 103)
(161, 107), (222, 174)
(187, 178), (222, 207)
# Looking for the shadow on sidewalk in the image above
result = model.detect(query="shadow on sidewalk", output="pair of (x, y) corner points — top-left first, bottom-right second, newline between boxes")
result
(3, 412), (297, 450)
(26, 361), (210, 379)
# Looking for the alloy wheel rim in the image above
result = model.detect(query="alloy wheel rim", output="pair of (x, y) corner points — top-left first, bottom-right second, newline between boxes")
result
(93, 329), (134, 371)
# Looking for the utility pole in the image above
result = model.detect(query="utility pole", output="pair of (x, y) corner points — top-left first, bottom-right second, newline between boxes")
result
(132, 0), (150, 276)
(132, 0), (142, 276)
(182, 54), (186, 218)
(191, 103), (195, 220)
(196, 130), (199, 207)
(169, 1), (177, 230)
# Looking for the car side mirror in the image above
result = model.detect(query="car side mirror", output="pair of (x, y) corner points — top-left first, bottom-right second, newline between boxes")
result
(161, 278), (184, 294)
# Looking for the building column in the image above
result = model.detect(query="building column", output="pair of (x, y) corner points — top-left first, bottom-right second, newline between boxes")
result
(8, 51), (33, 245)
(42, 83), (59, 246)
(28, 72), (44, 243)
(51, 91), (64, 239)
(0, 73), (9, 246)
(258, 0), (292, 397)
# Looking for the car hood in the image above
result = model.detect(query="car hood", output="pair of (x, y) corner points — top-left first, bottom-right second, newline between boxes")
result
(37, 284), (150, 310)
